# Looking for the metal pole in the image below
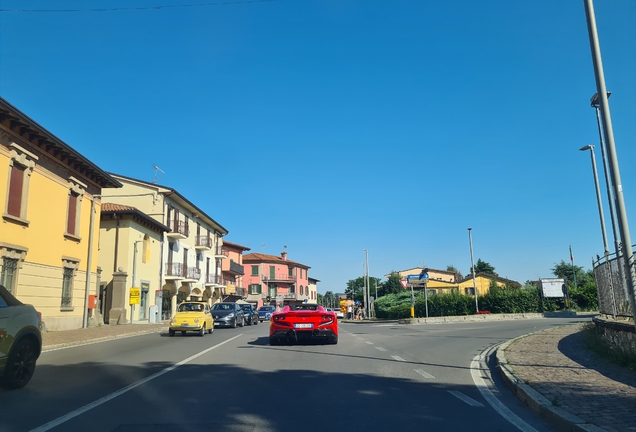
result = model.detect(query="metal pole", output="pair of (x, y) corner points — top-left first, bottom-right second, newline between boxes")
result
(580, 145), (610, 254)
(82, 195), (98, 328)
(410, 283), (415, 318)
(468, 228), (479, 313)
(364, 249), (370, 319)
(592, 99), (621, 256)
(585, 0), (636, 327)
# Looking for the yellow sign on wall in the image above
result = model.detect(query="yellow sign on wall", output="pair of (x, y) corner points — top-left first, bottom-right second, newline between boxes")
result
(130, 287), (140, 305)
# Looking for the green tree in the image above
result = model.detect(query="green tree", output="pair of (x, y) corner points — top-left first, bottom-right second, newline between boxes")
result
(380, 271), (404, 296)
(345, 276), (381, 303)
(322, 291), (336, 308)
(551, 260), (592, 287)
(447, 265), (463, 281)
(469, 259), (496, 276)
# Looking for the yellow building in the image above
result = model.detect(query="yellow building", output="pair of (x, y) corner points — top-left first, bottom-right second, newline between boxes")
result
(98, 203), (169, 324)
(0, 98), (121, 330)
(457, 273), (521, 296)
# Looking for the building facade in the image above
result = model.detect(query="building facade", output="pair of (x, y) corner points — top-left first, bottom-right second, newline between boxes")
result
(0, 98), (121, 330)
(98, 203), (169, 324)
(221, 241), (250, 303)
(101, 174), (228, 320)
(242, 251), (310, 309)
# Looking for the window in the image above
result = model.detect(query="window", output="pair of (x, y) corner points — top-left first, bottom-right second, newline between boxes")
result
(65, 177), (86, 240)
(61, 258), (80, 310)
(61, 268), (74, 309)
(288, 267), (293, 277)
(300, 285), (304, 295)
(249, 284), (262, 295)
(269, 266), (275, 279)
(0, 257), (18, 293)
(0, 244), (27, 294)
(465, 288), (475, 296)
(251, 265), (259, 276)
(4, 143), (38, 224)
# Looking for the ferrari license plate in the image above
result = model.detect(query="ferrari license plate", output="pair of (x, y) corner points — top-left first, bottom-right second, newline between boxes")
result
(294, 323), (313, 329)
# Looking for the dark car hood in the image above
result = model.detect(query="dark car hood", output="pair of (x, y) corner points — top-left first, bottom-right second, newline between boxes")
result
(212, 309), (237, 317)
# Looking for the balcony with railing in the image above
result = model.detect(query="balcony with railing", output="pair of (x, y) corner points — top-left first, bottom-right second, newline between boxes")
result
(183, 267), (201, 282)
(165, 262), (185, 280)
(262, 273), (296, 283)
(195, 235), (213, 250)
(212, 245), (227, 259)
(166, 220), (189, 239)
(204, 273), (222, 286)
(165, 263), (200, 281)
(227, 260), (244, 275)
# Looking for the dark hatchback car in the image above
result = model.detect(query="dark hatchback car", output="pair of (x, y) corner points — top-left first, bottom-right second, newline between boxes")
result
(238, 303), (259, 326)
(211, 302), (245, 328)
(0, 285), (42, 389)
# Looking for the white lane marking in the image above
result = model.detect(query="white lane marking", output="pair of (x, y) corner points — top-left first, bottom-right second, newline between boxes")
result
(375, 347), (387, 351)
(470, 348), (539, 432)
(448, 390), (484, 407)
(414, 369), (435, 379)
(391, 355), (406, 362)
(365, 341), (374, 345)
(29, 334), (243, 432)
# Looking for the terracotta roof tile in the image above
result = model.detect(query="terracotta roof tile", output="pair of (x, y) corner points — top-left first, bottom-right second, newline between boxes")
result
(243, 252), (310, 269)
(101, 203), (138, 212)
(222, 241), (251, 251)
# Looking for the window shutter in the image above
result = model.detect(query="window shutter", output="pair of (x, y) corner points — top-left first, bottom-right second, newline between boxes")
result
(67, 192), (78, 234)
(7, 164), (25, 217)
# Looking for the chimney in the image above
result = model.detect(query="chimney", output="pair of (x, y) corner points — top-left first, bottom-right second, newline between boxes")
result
(281, 251), (287, 261)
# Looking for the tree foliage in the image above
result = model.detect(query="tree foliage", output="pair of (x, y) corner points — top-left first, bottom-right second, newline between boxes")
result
(321, 291), (336, 308)
(551, 260), (594, 288)
(379, 272), (404, 297)
(345, 276), (381, 303)
(470, 259), (495, 275)
(446, 265), (463, 281)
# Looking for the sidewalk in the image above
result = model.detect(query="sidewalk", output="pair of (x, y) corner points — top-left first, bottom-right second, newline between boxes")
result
(42, 322), (167, 351)
(498, 323), (636, 432)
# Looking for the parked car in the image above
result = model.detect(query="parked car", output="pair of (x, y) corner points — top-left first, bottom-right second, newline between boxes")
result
(0, 285), (42, 389)
(270, 304), (338, 345)
(211, 302), (245, 328)
(238, 303), (258, 326)
(169, 301), (213, 337)
(257, 305), (276, 322)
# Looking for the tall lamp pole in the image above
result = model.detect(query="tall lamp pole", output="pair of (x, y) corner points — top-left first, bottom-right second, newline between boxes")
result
(585, 0), (636, 328)
(580, 145), (610, 255)
(468, 228), (479, 313)
(363, 249), (370, 319)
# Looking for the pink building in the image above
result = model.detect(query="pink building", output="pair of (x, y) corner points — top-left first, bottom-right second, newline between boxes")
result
(242, 251), (311, 309)
(220, 241), (251, 302)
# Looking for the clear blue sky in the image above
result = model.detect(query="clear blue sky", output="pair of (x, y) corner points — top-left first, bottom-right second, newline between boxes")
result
(1, 0), (634, 293)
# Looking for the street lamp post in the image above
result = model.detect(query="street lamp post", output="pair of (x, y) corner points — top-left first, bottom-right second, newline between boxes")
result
(580, 145), (610, 255)
(585, 0), (636, 329)
(468, 228), (479, 313)
(363, 249), (370, 319)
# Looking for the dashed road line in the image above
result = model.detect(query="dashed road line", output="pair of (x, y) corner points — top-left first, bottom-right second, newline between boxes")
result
(375, 347), (387, 351)
(414, 369), (435, 379)
(448, 390), (484, 407)
(365, 341), (374, 345)
(391, 355), (405, 362)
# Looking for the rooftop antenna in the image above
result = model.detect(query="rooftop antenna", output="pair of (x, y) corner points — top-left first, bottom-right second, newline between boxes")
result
(153, 165), (165, 184)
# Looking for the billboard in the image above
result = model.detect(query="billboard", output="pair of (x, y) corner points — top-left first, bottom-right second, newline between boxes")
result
(540, 278), (565, 298)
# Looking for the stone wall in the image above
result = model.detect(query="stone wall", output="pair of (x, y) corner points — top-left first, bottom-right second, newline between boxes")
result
(593, 316), (636, 356)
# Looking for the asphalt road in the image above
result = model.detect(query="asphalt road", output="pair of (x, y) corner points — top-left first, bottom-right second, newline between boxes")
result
(0, 317), (590, 432)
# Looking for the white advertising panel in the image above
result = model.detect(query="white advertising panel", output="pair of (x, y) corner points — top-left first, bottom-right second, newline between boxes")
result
(540, 278), (565, 298)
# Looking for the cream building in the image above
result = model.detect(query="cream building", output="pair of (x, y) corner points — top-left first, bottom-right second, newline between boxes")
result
(101, 174), (228, 319)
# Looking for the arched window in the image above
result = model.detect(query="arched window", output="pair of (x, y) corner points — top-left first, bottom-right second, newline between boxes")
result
(300, 285), (304, 295)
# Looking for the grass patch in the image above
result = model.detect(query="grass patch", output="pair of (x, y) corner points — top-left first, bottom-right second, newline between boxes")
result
(582, 322), (636, 371)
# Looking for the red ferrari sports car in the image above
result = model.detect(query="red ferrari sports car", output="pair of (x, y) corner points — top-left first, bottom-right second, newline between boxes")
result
(269, 304), (338, 345)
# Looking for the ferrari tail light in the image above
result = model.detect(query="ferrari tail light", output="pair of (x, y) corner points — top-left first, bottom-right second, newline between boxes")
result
(275, 315), (286, 321)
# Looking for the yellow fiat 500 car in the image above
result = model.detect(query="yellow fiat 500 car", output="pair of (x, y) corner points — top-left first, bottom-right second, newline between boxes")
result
(169, 301), (213, 337)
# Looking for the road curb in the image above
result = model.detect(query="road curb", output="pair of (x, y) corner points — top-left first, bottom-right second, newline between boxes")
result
(496, 333), (608, 432)
(42, 326), (168, 352)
